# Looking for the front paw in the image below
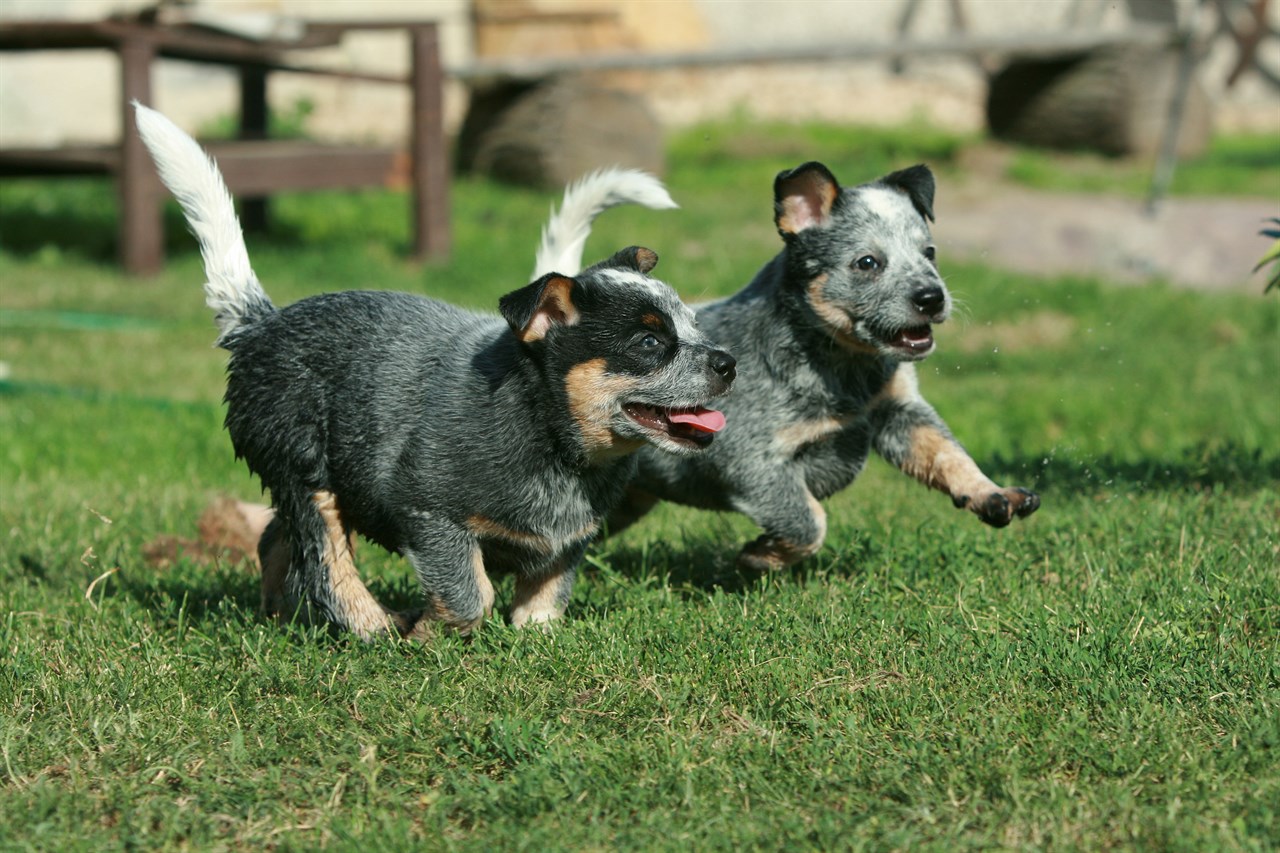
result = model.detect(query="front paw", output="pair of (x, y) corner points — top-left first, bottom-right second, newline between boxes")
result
(386, 608), (424, 637)
(737, 542), (789, 574)
(737, 533), (821, 573)
(959, 487), (1040, 527)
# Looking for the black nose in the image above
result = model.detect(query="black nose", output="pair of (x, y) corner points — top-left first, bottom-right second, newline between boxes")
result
(710, 350), (736, 382)
(912, 285), (947, 316)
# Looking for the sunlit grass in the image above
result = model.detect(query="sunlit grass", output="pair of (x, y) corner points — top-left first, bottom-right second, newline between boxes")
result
(1005, 131), (1280, 198)
(1, 120), (1277, 851)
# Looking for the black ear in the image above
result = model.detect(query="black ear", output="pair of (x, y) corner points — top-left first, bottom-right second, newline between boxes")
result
(881, 164), (935, 222)
(611, 245), (658, 274)
(774, 161), (841, 237)
(499, 273), (579, 343)
(586, 245), (658, 276)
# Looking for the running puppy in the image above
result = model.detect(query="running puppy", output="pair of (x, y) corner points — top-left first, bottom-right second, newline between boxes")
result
(608, 162), (1039, 570)
(134, 103), (735, 638)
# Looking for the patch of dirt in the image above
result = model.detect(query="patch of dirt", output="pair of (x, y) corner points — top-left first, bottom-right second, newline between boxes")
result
(143, 497), (270, 570)
(938, 175), (1277, 292)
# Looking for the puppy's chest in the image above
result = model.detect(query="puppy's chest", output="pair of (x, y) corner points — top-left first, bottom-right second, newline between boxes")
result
(465, 497), (601, 575)
(770, 378), (877, 457)
(768, 386), (878, 494)
(772, 406), (872, 456)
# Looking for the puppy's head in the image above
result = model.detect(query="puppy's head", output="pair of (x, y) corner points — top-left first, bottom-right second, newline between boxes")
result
(500, 247), (736, 462)
(774, 161), (950, 361)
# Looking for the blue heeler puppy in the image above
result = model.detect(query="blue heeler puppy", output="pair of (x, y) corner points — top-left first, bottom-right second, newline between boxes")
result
(133, 104), (735, 638)
(581, 162), (1040, 569)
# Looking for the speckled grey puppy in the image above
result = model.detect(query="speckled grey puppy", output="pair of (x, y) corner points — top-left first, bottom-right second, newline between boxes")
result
(134, 103), (736, 638)
(611, 162), (1040, 570)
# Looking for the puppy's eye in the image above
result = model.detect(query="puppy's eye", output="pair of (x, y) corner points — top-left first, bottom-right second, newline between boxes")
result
(640, 333), (660, 348)
(855, 255), (880, 272)
(924, 246), (937, 262)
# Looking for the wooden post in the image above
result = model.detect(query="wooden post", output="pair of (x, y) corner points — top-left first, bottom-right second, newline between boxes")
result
(239, 63), (270, 232)
(1146, 2), (1204, 214)
(409, 23), (450, 260)
(119, 32), (163, 276)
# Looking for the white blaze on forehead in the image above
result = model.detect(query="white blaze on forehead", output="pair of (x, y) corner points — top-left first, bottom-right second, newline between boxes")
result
(860, 186), (925, 230)
(596, 268), (703, 340)
(597, 267), (664, 298)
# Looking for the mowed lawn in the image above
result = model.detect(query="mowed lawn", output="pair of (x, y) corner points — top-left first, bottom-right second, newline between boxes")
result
(1, 122), (1277, 851)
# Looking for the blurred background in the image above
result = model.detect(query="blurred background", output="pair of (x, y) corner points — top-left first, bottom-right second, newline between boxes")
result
(0, 0), (1276, 289)
(2, 0), (1277, 144)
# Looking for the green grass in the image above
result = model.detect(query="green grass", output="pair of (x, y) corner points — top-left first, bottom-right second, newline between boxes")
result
(668, 116), (971, 184)
(666, 118), (1280, 200)
(2, 120), (1278, 851)
(1005, 132), (1280, 199)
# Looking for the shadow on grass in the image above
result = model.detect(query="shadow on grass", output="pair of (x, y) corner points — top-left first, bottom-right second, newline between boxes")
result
(582, 442), (1279, 609)
(119, 561), (260, 624)
(0, 379), (219, 413)
(581, 526), (885, 614)
(36, 441), (1270, 636)
(984, 443), (1280, 493)
(107, 542), (428, 641)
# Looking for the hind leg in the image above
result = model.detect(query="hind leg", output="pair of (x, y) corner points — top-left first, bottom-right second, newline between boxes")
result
(259, 489), (400, 640)
(735, 480), (827, 572)
(258, 513), (295, 620)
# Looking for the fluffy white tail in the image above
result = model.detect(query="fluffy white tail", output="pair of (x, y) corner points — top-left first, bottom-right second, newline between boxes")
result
(532, 168), (677, 279)
(133, 102), (272, 340)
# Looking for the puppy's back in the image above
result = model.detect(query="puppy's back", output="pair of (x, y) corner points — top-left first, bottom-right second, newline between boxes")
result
(222, 291), (506, 497)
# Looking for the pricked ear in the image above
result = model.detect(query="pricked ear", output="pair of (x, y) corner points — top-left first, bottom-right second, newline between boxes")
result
(774, 161), (841, 237)
(583, 245), (658, 277)
(605, 245), (658, 274)
(499, 274), (580, 343)
(881, 164), (936, 223)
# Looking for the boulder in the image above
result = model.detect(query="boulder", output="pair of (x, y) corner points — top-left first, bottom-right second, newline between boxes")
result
(986, 45), (1212, 158)
(457, 76), (665, 188)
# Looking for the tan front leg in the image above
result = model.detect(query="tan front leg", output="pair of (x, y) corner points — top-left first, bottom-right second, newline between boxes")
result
(510, 561), (576, 629)
(901, 426), (1039, 527)
(402, 542), (495, 641)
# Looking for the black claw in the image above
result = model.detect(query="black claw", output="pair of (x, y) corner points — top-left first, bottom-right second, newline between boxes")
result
(980, 493), (1012, 527)
(1013, 488), (1041, 518)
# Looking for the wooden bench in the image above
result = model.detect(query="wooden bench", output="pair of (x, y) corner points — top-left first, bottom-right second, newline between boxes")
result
(0, 17), (450, 275)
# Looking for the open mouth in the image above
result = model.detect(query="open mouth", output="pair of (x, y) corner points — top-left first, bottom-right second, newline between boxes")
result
(885, 324), (935, 356)
(623, 403), (726, 448)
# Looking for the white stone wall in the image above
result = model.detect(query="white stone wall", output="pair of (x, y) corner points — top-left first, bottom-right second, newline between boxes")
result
(670, 0), (1278, 133)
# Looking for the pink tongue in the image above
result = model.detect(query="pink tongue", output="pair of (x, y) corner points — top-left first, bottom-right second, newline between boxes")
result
(668, 408), (726, 433)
